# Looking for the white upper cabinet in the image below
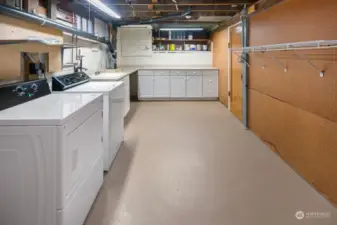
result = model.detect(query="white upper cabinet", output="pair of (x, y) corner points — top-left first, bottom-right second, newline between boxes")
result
(120, 28), (152, 57)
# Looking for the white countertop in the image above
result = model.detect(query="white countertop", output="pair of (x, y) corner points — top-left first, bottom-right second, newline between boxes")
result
(64, 81), (123, 94)
(90, 66), (218, 81)
(127, 66), (218, 70)
(0, 93), (102, 126)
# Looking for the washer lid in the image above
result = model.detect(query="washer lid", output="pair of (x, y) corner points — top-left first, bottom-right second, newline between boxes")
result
(90, 72), (126, 81)
(64, 81), (123, 94)
(0, 93), (102, 126)
(90, 69), (136, 81)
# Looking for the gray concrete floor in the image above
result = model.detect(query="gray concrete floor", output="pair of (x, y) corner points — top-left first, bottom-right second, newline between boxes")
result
(85, 101), (337, 225)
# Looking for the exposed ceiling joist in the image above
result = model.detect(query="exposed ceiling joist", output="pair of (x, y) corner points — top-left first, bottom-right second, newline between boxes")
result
(75, 0), (259, 29)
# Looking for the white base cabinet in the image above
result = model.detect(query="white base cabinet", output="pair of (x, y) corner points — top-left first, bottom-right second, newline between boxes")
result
(138, 75), (154, 98)
(138, 69), (218, 100)
(170, 76), (186, 97)
(203, 74), (218, 98)
(186, 75), (202, 98)
(153, 75), (170, 97)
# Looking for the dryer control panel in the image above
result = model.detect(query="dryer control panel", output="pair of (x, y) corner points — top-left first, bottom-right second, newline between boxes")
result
(52, 72), (91, 91)
(0, 79), (51, 111)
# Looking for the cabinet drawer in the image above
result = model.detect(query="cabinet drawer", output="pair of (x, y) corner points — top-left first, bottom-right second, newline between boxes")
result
(203, 70), (219, 76)
(170, 70), (187, 76)
(138, 70), (154, 76)
(154, 70), (170, 76)
(187, 70), (202, 76)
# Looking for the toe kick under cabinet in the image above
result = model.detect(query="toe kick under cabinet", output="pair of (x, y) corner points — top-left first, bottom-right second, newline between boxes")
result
(138, 69), (218, 100)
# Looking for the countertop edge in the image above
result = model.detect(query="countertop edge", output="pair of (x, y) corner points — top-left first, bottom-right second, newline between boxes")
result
(92, 67), (219, 80)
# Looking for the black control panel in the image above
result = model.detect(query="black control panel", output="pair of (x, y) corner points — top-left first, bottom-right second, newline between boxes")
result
(52, 72), (90, 91)
(0, 79), (51, 111)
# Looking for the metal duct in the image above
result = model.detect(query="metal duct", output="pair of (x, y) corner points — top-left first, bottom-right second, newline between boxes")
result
(120, 8), (191, 25)
(0, 4), (108, 44)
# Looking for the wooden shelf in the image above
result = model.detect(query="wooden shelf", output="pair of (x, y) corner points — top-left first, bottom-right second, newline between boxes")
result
(153, 39), (209, 42)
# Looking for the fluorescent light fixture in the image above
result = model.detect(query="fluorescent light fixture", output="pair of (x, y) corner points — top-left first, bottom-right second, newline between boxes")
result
(160, 28), (203, 31)
(87, 0), (121, 19)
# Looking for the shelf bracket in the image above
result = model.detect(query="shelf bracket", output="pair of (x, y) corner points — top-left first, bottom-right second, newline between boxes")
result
(270, 55), (287, 72)
(234, 52), (250, 67)
(291, 49), (324, 77)
(251, 52), (266, 69)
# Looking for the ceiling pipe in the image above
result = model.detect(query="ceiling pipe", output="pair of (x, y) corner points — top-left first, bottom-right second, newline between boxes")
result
(0, 4), (108, 44)
(120, 8), (191, 25)
(107, 2), (251, 6)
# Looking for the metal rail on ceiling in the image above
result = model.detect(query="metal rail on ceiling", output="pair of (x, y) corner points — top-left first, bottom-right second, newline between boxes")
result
(231, 40), (337, 52)
(231, 40), (337, 78)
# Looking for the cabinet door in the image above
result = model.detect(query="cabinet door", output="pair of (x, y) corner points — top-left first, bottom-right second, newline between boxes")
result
(153, 75), (170, 97)
(186, 75), (202, 97)
(202, 75), (218, 97)
(121, 28), (152, 57)
(170, 75), (186, 97)
(138, 75), (154, 98)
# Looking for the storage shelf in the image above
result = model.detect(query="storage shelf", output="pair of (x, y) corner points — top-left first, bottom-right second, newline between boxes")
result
(231, 40), (337, 52)
(231, 40), (337, 78)
(153, 39), (210, 42)
(0, 4), (108, 45)
(0, 37), (62, 46)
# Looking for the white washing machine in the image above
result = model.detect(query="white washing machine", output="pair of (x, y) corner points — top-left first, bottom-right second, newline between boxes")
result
(52, 72), (124, 171)
(90, 72), (131, 117)
(0, 79), (104, 225)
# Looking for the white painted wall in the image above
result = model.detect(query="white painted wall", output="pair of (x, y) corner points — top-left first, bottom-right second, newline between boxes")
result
(62, 35), (109, 74)
(59, 17), (111, 75)
(117, 26), (213, 67)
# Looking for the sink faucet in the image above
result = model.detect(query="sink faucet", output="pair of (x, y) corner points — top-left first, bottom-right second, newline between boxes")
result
(74, 55), (88, 73)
